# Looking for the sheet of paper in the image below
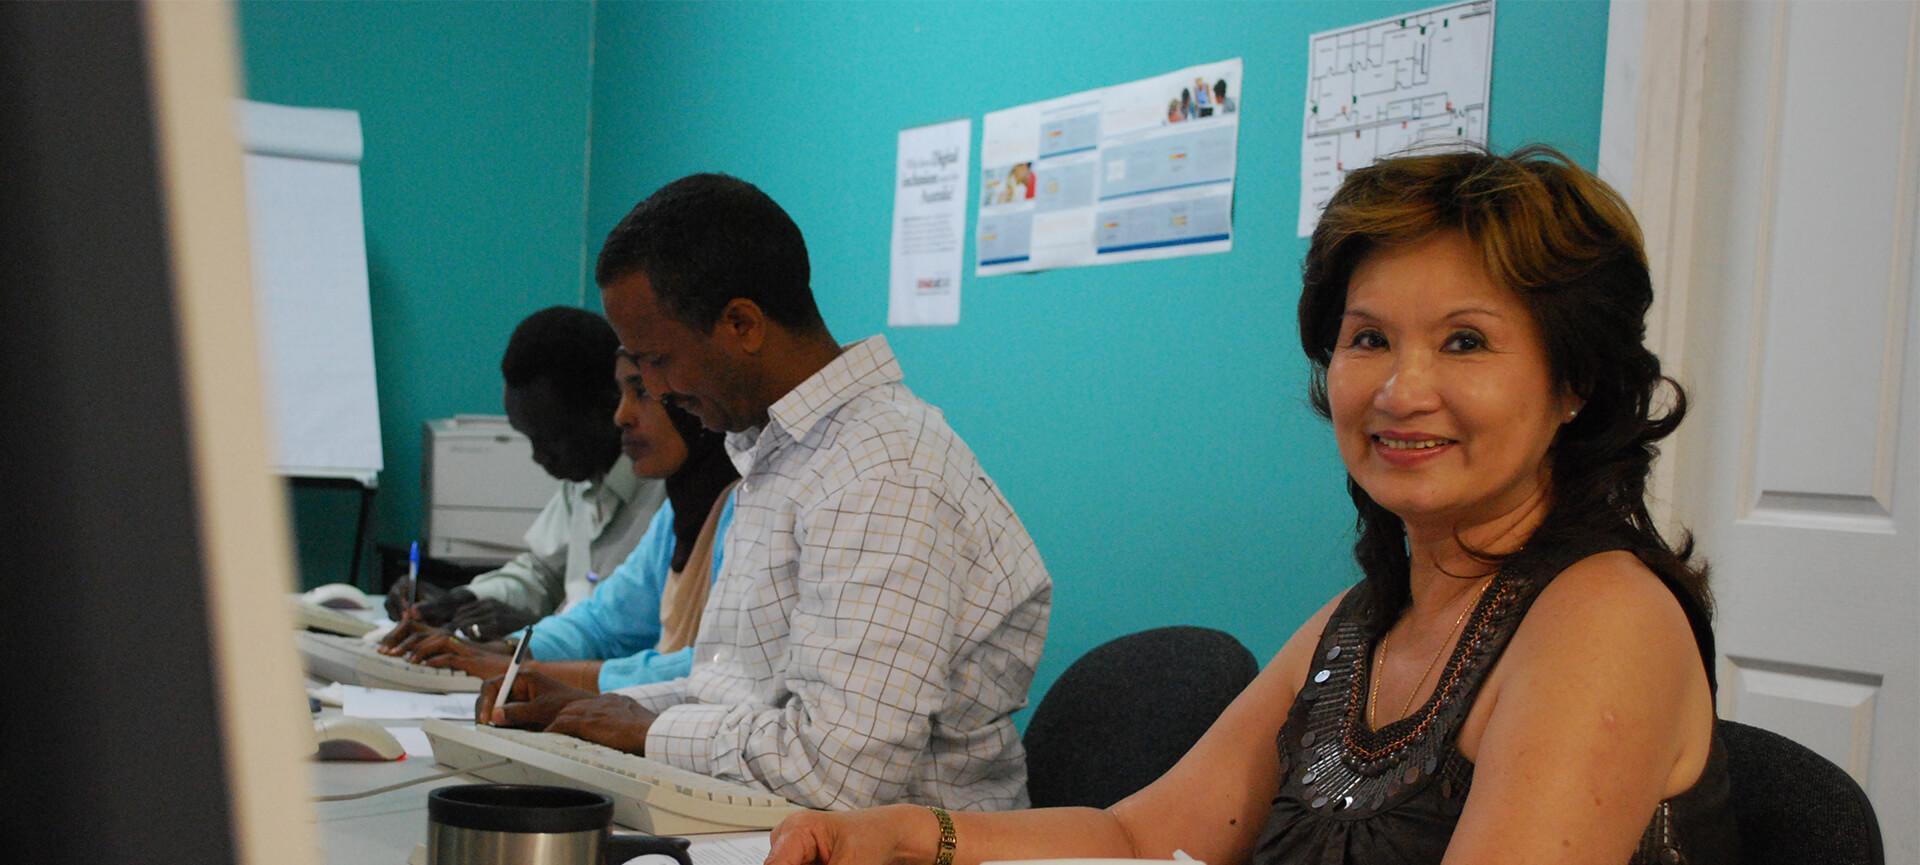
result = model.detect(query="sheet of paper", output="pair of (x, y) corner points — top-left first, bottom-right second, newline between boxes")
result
(239, 102), (384, 482)
(977, 58), (1242, 276)
(1297, 0), (1495, 236)
(889, 119), (972, 327)
(684, 835), (772, 865)
(385, 725), (434, 758)
(340, 685), (474, 720)
(306, 681), (346, 707)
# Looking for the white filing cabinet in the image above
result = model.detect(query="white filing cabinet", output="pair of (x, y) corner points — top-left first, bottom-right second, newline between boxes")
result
(422, 415), (560, 564)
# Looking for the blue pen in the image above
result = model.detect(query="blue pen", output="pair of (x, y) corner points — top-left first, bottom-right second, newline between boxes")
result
(407, 540), (421, 610)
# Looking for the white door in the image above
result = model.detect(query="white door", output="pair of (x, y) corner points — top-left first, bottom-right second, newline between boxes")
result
(1643, 1), (1920, 860)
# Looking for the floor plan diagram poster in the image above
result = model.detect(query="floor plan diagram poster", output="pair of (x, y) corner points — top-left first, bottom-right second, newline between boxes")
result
(977, 58), (1242, 276)
(1297, 1), (1494, 237)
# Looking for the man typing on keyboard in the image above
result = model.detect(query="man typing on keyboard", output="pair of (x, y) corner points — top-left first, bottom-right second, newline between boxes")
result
(478, 173), (1052, 812)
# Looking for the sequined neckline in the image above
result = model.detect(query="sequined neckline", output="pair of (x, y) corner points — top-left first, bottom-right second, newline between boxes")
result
(1258, 534), (1740, 865)
(1270, 564), (1537, 818)
(1343, 571), (1519, 762)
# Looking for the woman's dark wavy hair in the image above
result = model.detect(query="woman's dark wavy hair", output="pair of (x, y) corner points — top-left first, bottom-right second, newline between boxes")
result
(1298, 144), (1713, 649)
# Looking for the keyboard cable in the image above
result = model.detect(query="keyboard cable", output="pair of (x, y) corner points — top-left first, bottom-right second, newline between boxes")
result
(312, 758), (513, 803)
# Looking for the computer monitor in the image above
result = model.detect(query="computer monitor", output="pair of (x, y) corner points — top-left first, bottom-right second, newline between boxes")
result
(1, 3), (317, 863)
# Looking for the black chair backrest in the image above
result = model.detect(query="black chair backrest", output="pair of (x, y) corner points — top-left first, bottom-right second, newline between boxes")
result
(1024, 626), (1259, 809)
(1719, 718), (1883, 865)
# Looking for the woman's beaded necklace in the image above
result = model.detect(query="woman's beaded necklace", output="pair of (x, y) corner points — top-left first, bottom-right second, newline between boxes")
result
(1368, 577), (1493, 729)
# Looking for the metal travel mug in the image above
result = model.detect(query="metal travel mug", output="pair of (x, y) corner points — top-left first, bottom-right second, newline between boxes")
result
(427, 784), (692, 865)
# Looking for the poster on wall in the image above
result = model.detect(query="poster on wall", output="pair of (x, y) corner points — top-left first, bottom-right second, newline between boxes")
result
(1297, 0), (1495, 237)
(976, 58), (1243, 277)
(889, 119), (972, 327)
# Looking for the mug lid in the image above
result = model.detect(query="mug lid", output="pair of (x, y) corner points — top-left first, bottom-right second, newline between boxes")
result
(429, 784), (613, 834)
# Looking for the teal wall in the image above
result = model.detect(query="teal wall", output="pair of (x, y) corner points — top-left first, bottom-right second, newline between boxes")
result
(236, 0), (597, 588)
(585, 1), (1610, 711)
(232, 0), (1610, 705)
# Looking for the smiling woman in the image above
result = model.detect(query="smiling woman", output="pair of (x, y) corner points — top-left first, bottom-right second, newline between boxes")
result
(754, 145), (1738, 865)
(1263, 143), (1731, 863)
(1297, 144), (1707, 643)
(1325, 232), (1575, 534)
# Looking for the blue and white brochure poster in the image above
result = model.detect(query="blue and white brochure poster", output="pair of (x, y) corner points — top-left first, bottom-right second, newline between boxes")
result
(976, 58), (1241, 276)
(889, 118), (972, 327)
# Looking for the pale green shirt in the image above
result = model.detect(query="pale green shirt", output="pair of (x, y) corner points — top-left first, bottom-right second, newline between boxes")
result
(464, 455), (665, 617)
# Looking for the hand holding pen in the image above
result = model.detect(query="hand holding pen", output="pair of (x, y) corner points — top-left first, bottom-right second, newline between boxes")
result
(490, 623), (533, 723)
(381, 539), (428, 621)
(476, 626), (576, 727)
(404, 539), (421, 616)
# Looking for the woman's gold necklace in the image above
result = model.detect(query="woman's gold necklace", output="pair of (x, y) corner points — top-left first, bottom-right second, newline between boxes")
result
(1368, 577), (1493, 729)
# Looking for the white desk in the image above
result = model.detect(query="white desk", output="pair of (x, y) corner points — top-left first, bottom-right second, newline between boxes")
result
(307, 715), (768, 865)
(309, 716), (468, 865)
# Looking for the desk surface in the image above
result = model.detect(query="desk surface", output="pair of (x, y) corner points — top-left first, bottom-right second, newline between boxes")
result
(307, 713), (768, 865)
(309, 714), (472, 865)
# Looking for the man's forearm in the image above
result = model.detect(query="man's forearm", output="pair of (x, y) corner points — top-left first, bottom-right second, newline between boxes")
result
(463, 553), (553, 616)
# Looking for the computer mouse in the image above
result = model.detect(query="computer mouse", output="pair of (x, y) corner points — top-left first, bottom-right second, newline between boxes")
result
(304, 582), (374, 612)
(312, 717), (407, 761)
(620, 855), (685, 865)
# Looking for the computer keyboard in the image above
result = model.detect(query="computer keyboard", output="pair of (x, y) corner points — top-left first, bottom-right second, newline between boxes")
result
(296, 631), (483, 693)
(422, 719), (803, 835)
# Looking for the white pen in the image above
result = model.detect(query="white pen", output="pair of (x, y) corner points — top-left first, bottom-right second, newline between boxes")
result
(489, 623), (534, 726)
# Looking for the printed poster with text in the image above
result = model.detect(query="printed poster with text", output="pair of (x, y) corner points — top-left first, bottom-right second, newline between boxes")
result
(977, 58), (1242, 276)
(889, 119), (971, 327)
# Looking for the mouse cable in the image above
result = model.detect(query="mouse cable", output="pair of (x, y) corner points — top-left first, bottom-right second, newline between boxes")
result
(311, 758), (512, 803)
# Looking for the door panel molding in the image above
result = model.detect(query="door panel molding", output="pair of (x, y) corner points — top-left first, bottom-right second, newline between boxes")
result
(1610, 0), (1920, 856)
(1723, 654), (1881, 785)
(1748, 1), (1917, 513)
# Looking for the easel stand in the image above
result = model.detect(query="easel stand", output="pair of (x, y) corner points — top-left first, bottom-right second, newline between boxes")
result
(288, 473), (380, 593)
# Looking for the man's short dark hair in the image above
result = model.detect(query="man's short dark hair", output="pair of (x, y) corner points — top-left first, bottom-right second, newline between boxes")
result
(500, 306), (620, 412)
(594, 173), (825, 333)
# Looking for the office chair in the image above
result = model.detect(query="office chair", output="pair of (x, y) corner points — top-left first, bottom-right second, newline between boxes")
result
(1719, 719), (1884, 865)
(1024, 626), (1259, 808)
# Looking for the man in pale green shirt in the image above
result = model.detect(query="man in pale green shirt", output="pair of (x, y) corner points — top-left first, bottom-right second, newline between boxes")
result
(462, 451), (661, 619)
(386, 307), (664, 638)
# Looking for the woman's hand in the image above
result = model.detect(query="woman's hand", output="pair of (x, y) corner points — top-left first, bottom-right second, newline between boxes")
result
(376, 616), (435, 654)
(766, 805), (922, 865)
(408, 632), (513, 678)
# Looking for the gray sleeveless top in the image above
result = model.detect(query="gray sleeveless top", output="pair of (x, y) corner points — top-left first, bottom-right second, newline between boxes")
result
(1251, 536), (1739, 865)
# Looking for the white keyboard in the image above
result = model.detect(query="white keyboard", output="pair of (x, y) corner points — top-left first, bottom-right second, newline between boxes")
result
(296, 631), (483, 693)
(422, 719), (803, 835)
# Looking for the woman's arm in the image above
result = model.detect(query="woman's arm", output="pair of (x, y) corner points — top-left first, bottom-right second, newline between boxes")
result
(768, 804), (1132, 865)
(765, 592), (1349, 865)
(597, 646), (695, 690)
(1442, 552), (1713, 865)
(526, 505), (676, 661)
(526, 660), (605, 693)
(1104, 592), (1344, 865)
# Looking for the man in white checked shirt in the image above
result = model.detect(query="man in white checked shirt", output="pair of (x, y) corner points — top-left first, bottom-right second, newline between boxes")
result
(477, 173), (1052, 811)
